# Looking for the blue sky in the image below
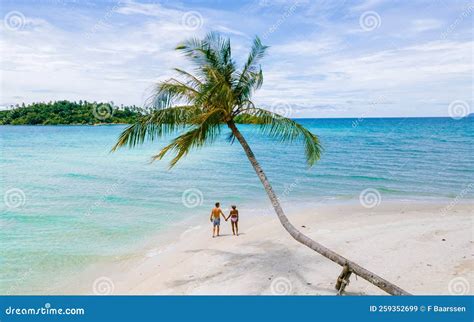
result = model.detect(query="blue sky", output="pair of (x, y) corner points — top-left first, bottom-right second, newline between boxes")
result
(0, 0), (472, 117)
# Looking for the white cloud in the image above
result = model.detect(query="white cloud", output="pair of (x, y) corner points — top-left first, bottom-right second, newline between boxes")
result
(350, 0), (387, 12)
(254, 38), (472, 117)
(411, 19), (443, 32)
(0, 0), (472, 117)
(0, 2), (205, 107)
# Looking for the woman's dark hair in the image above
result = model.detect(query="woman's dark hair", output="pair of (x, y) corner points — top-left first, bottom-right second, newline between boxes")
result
(215, 202), (220, 207)
(231, 205), (236, 209)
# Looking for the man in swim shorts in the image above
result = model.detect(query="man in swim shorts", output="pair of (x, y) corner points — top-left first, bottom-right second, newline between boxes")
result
(210, 202), (225, 238)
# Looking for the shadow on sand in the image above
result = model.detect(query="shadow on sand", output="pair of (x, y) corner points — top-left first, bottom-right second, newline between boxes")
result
(167, 240), (360, 295)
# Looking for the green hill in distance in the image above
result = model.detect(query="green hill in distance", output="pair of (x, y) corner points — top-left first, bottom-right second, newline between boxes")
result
(0, 101), (142, 125)
(0, 100), (263, 125)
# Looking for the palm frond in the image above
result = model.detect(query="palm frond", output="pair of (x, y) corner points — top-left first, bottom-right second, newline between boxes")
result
(177, 32), (236, 83)
(176, 33), (221, 71)
(111, 105), (201, 151)
(239, 108), (322, 166)
(153, 79), (199, 106)
(234, 36), (268, 99)
(173, 68), (203, 88)
(112, 33), (321, 168)
(242, 37), (268, 75)
(151, 108), (225, 167)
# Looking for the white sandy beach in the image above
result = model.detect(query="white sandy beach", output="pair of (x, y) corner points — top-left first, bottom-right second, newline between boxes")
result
(61, 201), (473, 295)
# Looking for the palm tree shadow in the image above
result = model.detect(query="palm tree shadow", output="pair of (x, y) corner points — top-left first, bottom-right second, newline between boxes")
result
(170, 240), (339, 295)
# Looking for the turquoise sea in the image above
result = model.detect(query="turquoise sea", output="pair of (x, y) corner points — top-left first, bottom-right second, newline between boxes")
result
(1, 117), (473, 294)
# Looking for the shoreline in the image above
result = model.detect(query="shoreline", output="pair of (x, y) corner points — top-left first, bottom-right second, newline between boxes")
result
(50, 199), (473, 295)
(1, 116), (472, 126)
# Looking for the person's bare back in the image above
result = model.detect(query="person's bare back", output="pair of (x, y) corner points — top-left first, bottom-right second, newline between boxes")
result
(211, 207), (222, 219)
(210, 202), (224, 237)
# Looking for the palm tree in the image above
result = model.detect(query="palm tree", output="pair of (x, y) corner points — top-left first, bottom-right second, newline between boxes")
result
(112, 32), (409, 295)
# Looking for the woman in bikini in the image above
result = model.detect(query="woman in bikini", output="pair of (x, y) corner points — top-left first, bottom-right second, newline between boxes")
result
(226, 205), (239, 236)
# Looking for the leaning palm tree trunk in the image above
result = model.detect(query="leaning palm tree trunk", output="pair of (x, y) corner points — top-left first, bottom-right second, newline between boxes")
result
(227, 121), (410, 296)
(113, 33), (411, 296)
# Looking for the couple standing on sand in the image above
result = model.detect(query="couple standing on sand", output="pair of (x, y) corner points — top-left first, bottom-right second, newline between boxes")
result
(210, 202), (239, 238)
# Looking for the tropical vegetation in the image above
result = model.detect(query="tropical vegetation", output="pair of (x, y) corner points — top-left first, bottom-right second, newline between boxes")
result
(0, 100), (264, 125)
(111, 32), (409, 295)
(0, 101), (142, 125)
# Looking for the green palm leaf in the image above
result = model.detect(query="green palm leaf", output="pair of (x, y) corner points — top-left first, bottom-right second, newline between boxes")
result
(111, 105), (200, 151)
(151, 108), (226, 167)
(110, 32), (412, 296)
(113, 32), (321, 168)
(240, 108), (322, 166)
